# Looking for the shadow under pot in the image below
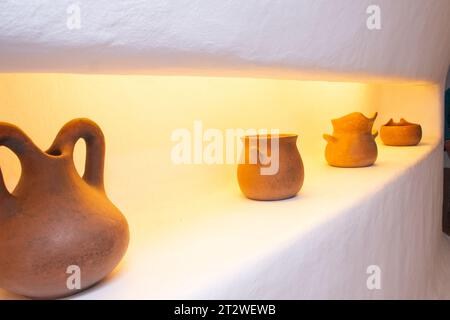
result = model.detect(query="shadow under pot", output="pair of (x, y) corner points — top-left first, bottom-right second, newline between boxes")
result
(237, 134), (304, 201)
(323, 112), (378, 168)
(0, 118), (129, 299)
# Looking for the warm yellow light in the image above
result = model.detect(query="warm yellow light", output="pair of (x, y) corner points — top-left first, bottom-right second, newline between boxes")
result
(0, 73), (441, 242)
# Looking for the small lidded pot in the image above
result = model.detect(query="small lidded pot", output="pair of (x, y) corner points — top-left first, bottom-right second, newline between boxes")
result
(323, 112), (378, 168)
(237, 134), (304, 201)
(380, 119), (422, 146)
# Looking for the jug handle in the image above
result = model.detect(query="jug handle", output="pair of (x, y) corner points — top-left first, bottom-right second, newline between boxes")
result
(0, 167), (9, 201)
(48, 119), (105, 192)
(0, 122), (41, 201)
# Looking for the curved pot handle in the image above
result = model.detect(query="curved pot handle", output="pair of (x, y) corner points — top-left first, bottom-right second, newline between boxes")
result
(0, 167), (9, 201)
(48, 119), (105, 191)
(0, 122), (41, 200)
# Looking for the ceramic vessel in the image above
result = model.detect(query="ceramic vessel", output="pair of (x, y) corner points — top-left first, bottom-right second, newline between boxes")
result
(380, 118), (422, 146)
(323, 112), (378, 168)
(237, 134), (304, 201)
(0, 119), (129, 299)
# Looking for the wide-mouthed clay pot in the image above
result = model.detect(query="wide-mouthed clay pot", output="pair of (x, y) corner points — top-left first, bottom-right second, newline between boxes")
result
(323, 112), (378, 168)
(237, 134), (304, 201)
(0, 119), (129, 299)
(380, 118), (422, 146)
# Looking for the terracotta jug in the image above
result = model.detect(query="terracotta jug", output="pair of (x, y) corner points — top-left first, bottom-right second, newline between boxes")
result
(323, 112), (378, 168)
(237, 134), (304, 201)
(0, 119), (129, 299)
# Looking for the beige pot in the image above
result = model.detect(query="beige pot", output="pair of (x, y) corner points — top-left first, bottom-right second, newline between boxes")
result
(380, 118), (422, 146)
(323, 112), (378, 168)
(237, 134), (304, 201)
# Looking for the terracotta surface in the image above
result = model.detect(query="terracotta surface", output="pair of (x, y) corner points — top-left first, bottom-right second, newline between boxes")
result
(237, 134), (304, 201)
(0, 119), (129, 299)
(380, 118), (422, 146)
(323, 112), (378, 168)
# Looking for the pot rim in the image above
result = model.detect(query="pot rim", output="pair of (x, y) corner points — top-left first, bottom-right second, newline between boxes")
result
(382, 118), (421, 128)
(332, 112), (378, 124)
(242, 133), (298, 140)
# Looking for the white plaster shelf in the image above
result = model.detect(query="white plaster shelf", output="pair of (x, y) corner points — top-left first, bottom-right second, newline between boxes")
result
(1, 137), (438, 299)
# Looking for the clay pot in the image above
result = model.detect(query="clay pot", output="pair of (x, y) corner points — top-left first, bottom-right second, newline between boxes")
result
(323, 112), (378, 168)
(237, 134), (304, 201)
(380, 119), (422, 146)
(0, 119), (129, 299)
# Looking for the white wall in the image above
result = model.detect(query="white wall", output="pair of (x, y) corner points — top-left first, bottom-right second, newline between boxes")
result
(0, 0), (449, 83)
(0, 74), (374, 198)
(372, 83), (443, 139)
(0, 74), (440, 195)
